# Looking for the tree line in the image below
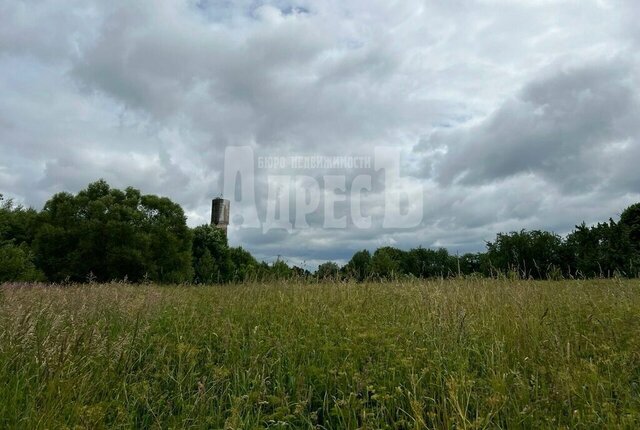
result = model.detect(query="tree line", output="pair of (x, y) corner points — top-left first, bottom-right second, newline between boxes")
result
(326, 205), (640, 280)
(1, 180), (639, 283)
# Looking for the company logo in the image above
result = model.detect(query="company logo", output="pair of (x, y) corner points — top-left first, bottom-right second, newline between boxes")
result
(223, 146), (424, 232)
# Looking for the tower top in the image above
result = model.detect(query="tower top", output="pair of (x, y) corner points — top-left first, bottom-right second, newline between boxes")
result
(211, 198), (230, 234)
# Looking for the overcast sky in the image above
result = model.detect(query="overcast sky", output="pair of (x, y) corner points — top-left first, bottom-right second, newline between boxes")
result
(1, 0), (639, 268)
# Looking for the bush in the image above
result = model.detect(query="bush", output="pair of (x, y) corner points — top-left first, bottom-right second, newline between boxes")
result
(0, 241), (43, 282)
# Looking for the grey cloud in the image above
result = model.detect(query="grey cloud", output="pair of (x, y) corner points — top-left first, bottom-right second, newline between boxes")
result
(68, 0), (457, 156)
(0, 0), (98, 61)
(426, 59), (640, 192)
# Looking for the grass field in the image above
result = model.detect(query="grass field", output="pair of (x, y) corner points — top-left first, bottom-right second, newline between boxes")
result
(1, 280), (639, 429)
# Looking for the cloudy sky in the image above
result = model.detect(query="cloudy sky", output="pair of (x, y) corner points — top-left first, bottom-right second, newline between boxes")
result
(1, 0), (639, 268)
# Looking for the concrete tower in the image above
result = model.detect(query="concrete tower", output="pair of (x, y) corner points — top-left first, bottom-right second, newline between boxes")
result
(211, 197), (230, 234)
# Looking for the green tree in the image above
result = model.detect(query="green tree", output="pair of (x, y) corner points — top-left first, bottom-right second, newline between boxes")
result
(316, 262), (340, 280)
(371, 247), (404, 279)
(229, 246), (260, 282)
(0, 194), (40, 247)
(566, 218), (639, 278)
(620, 203), (640, 252)
(344, 249), (372, 281)
(34, 180), (193, 283)
(458, 253), (484, 276)
(191, 225), (231, 283)
(270, 258), (295, 280)
(139, 193), (193, 283)
(0, 242), (44, 282)
(486, 230), (564, 279)
(404, 247), (455, 278)
(0, 194), (44, 282)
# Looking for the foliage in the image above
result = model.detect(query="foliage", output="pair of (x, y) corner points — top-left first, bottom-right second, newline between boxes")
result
(192, 225), (232, 283)
(343, 249), (372, 281)
(0, 195), (39, 247)
(1, 280), (640, 428)
(33, 180), (193, 283)
(228, 246), (260, 281)
(269, 258), (297, 280)
(3, 183), (640, 283)
(0, 242), (43, 282)
(486, 230), (564, 279)
(316, 261), (340, 280)
(404, 247), (456, 278)
(0, 195), (44, 282)
(566, 220), (639, 278)
(620, 203), (640, 251)
(371, 247), (404, 279)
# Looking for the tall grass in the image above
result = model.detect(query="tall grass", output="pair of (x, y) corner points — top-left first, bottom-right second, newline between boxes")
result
(1, 279), (639, 428)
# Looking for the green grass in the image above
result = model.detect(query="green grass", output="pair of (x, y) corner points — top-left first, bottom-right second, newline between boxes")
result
(1, 279), (640, 429)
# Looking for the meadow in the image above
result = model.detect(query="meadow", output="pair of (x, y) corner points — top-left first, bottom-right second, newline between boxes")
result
(1, 279), (639, 429)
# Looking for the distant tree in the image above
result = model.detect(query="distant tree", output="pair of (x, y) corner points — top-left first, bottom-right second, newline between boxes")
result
(316, 261), (340, 280)
(434, 248), (455, 277)
(255, 261), (273, 280)
(291, 265), (312, 279)
(596, 219), (638, 277)
(486, 230), (563, 279)
(343, 249), (372, 281)
(620, 203), (640, 251)
(371, 247), (404, 279)
(0, 194), (12, 241)
(229, 246), (260, 281)
(403, 247), (454, 278)
(566, 218), (639, 278)
(0, 194), (44, 282)
(193, 248), (216, 283)
(270, 258), (295, 280)
(565, 222), (599, 277)
(137, 192), (194, 283)
(0, 195), (40, 247)
(191, 225), (232, 283)
(0, 242), (44, 282)
(404, 247), (427, 277)
(458, 253), (484, 276)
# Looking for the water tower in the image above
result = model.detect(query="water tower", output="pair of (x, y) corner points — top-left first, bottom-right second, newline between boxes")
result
(211, 197), (230, 234)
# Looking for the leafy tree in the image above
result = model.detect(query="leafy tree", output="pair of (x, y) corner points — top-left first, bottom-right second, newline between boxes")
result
(0, 242), (44, 282)
(140, 193), (194, 283)
(229, 246), (260, 281)
(291, 265), (312, 279)
(191, 225), (232, 283)
(4, 188), (640, 284)
(596, 219), (637, 277)
(458, 253), (484, 276)
(269, 258), (296, 280)
(402, 247), (455, 278)
(371, 247), (404, 279)
(566, 219), (639, 278)
(0, 195), (40, 247)
(316, 262), (340, 280)
(0, 194), (44, 282)
(34, 180), (193, 283)
(193, 248), (217, 283)
(620, 203), (640, 251)
(565, 222), (600, 277)
(486, 230), (564, 279)
(343, 249), (372, 281)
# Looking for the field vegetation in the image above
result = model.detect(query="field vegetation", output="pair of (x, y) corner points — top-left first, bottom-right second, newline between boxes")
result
(1, 279), (639, 428)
